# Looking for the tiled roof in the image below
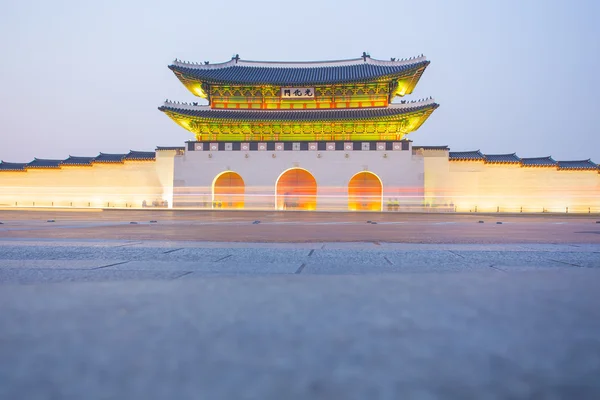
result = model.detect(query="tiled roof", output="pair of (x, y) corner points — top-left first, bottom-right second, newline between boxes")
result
(26, 158), (62, 169)
(449, 150), (485, 161)
(94, 153), (126, 163)
(159, 100), (438, 122)
(484, 153), (521, 164)
(125, 150), (155, 161)
(557, 159), (598, 170)
(521, 156), (557, 167)
(62, 156), (95, 166)
(0, 161), (27, 171)
(156, 146), (185, 151)
(413, 145), (449, 150)
(169, 55), (429, 85)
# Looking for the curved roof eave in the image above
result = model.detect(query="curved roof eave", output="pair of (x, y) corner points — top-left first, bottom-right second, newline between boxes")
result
(158, 99), (438, 123)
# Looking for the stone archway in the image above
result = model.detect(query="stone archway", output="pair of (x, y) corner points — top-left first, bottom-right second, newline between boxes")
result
(348, 171), (383, 211)
(275, 168), (317, 210)
(212, 171), (245, 209)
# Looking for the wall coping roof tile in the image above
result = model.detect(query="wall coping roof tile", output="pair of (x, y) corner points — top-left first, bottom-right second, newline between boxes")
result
(62, 156), (95, 166)
(156, 146), (185, 151)
(557, 159), (598, 170)
(125, 150), (156, 160)
(449, 150), (485, 161)
(413, 145), (449, 151)
(484, 153), (521, 163)
(0, 161), (28, 171)
(26, 158), (62, 169)
(94, 153), (126, 163)
(520, 156), (557, 167)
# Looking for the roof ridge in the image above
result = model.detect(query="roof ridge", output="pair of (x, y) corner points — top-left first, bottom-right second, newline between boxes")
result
(557, 159), (593, 162)
(521, 156), (554, 159)
(171, 54), (428, 70)
(30, 158), (63, 162)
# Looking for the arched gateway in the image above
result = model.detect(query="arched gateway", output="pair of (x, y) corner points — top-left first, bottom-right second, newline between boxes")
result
(212, 171), (245, 209)
(275, 168), (317, 210)
(348, 171), (383, 211)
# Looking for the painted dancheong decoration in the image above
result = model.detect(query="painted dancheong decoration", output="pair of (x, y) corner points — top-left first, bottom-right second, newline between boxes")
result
(159, 53), (438, 142)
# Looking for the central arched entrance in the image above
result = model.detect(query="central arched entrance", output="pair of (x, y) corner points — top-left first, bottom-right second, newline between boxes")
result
(275, 168), (317, 210)
(212, 171), (245, 209)
(348, 171), (383, 211)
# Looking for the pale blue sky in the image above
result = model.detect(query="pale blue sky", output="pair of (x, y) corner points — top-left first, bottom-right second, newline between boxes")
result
(1, 0), (598, 162)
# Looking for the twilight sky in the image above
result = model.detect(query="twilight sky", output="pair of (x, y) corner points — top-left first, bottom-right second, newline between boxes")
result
(1, 0), (598, 162)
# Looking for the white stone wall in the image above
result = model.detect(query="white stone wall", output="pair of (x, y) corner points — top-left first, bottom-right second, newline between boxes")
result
(173, 145), (424, 211)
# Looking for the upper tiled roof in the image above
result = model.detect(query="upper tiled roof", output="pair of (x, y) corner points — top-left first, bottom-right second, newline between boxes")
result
(484, 153), (521, 164)
(449, 150), (485, 161)
(62, 156), (95, 166)
(26, 158), (62, 169)
(521, 156), (557, 167)
(169, 54), (429, 85)
(159, 99), (438, 122)
(557, 159), (598, 170)
(0, 161), (27, 171)
(125, 150), (155, 161)
(94, 153), (126, 163)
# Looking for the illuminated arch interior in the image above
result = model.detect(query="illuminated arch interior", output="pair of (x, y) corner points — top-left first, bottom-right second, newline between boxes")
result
(348, 172), (383, 211)
(276, 169), (317, 210)
(212, 171), (245, 209)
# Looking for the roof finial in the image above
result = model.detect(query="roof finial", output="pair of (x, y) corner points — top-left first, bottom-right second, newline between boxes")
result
(362, 51), (369, 61)
(233, 54), (240, 63)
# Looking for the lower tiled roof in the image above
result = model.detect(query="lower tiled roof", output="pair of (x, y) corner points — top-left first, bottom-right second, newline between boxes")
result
(159, 102), (438, 122)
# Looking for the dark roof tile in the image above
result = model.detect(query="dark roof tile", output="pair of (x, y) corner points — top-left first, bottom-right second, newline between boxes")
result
(413, 145), (449, 150)
(26, 158), (62, 168)
(62, 156), (95, 166)
(170, 57), (429, 85)
(156, 146), (185, 151)
(159, 101), (438, 122)
(557, 159), (597, 170)
(449, 150), (485, 161)
(126, 150), (156, 161)
(521, 156), (557, 167)
(0, 161), (27, 171)
(94, 153), (126, 163)
(484, 153), (521, 163)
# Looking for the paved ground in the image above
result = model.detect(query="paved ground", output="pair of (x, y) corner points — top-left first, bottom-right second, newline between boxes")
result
(1, 211), (600, 399)
(1, 209), (599, 243)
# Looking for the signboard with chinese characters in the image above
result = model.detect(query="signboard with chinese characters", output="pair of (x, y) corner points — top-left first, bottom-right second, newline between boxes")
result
(280, 87), (315, 99)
